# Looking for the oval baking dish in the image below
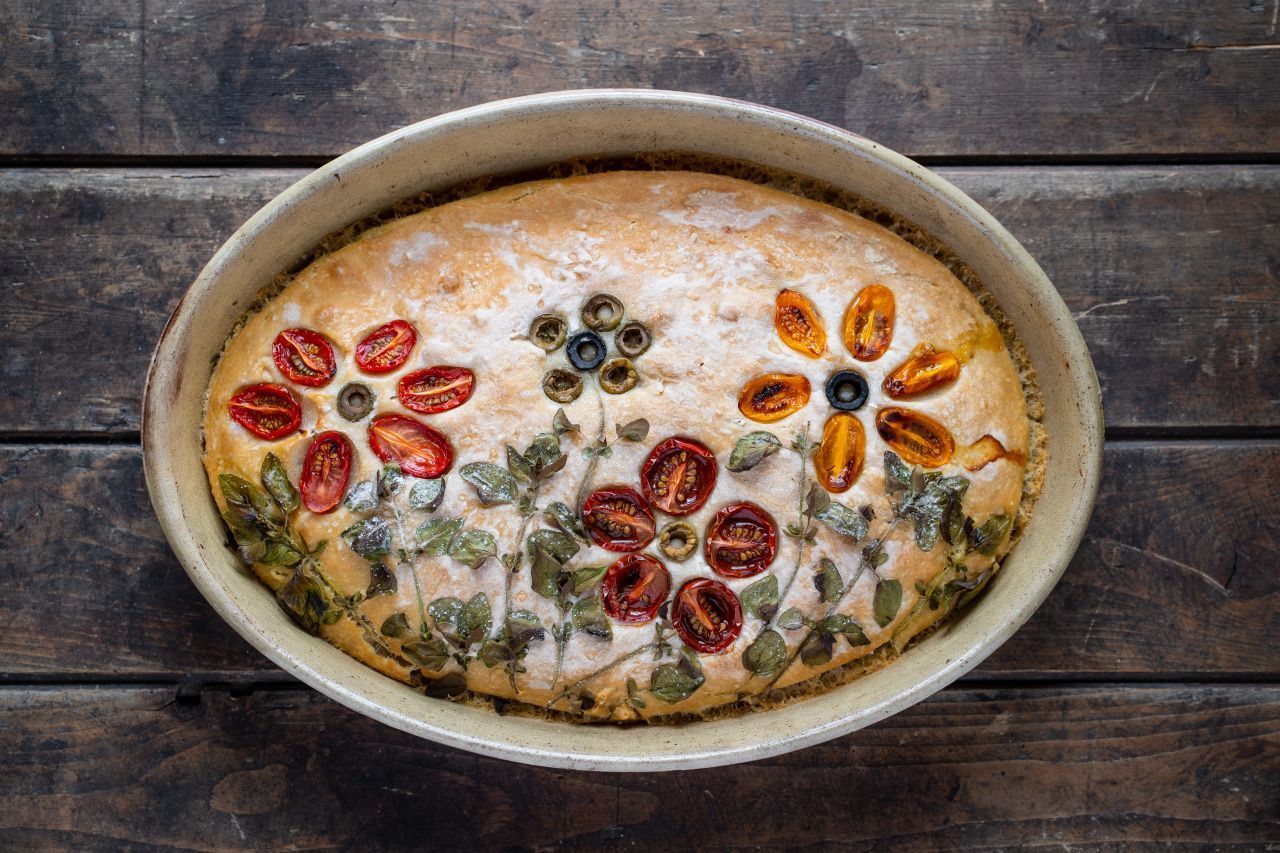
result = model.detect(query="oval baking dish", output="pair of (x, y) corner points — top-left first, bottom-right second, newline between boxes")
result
(143, 90), (1102, 770)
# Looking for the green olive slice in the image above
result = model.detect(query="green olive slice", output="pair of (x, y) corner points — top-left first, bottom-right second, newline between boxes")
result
(530, 313), (568, 352)
(337, 382), (375, 421)
(615, 321), (651, 357)
(542, 368), (584, 403)
(598, 357), (638, 394)
(582, 293), (623, 332)
(658, 521), (698, 561)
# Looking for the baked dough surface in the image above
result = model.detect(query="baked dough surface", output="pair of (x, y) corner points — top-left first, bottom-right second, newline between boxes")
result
(203, 170), (1033, 720)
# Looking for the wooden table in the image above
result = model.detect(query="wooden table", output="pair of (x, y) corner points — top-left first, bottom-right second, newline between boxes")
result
(2, 2), (1277, 848)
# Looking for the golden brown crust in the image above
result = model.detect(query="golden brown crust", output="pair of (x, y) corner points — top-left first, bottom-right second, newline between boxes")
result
(203, 166), (1043, 722)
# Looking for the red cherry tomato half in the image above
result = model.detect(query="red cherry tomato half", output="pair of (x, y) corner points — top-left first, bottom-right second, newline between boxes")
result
(601, 554), (672, 624)
(227, 383), (301, 440)
(272, 328), (337, 387)
(354, 320), (416, 374)
(704, 502), (778, 578)
(300, 431), (352, 514)
(398, 366), (475, 414)
(640, 436), (718, 516)
(673, 578), (743, 653)
(367, 414), (453, 478)
(582, 486), (656, 552)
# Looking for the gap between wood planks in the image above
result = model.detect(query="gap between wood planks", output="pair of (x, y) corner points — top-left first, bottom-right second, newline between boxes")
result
(3, 153), (1280, 170)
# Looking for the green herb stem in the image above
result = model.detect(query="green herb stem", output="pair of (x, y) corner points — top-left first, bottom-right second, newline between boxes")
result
(759, 517), (901, 693)
(573, 388), (609, 513)
(496, 482), (542, 637)
(765, 426), (813, 633)
(545, 640), (658, 710)
(308, 557), (412, 667)
(551, 599), (571, 689)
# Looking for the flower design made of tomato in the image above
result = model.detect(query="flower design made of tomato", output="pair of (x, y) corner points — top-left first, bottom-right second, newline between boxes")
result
(734, 284), (991, 491)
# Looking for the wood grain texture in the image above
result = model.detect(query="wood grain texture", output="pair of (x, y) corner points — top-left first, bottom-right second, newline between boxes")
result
(2, 1), (1278, 159)
(1, 684), (1276, 849)
(1, 166), (1277, 434)
(3, 442), (1276, 681)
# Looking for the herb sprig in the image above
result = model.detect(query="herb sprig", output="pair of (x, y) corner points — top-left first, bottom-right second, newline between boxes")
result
(220, 455), (410, 669)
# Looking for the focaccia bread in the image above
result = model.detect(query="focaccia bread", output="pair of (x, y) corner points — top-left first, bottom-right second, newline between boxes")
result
(203, 169), (1039, 721)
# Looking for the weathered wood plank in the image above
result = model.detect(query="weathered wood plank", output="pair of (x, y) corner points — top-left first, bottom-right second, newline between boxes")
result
(2, 442), (1276, 681)
(2, 1), (1278, 159)
(1, 684), (1275, 849)
(2, 166), (1276, 433)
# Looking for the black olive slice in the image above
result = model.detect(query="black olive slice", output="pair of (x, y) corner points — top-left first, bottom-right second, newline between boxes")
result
(337, 382), (375, 421)
(598, 357), (638, 394)
(824, 370), (869, 411)
(658, 521), (698, 561)
(529, 313), (568, 352)
(542, 368), (584, 403)
(567, 331), (607, 371)
(615, 321), (651, 358)
(582, 293), (623, 332)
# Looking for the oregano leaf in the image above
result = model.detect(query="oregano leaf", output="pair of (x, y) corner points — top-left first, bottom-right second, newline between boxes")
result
(615, 418), (650, 442)
(552, 407), (580, 436)
(799, 630), (834, 667)
(529, 546), (564, 600)
(415, 517), (463, 554)
(814, 501), (868, 541)
(777, 607), (806, 630)
(448, 529), (497, 569)
(260, 453), (299, 513)
(544, 501), (588, 541)
(343, 480), (378, 513)
(742, 629), (787, 676)
(365, 560), (397, 597)
(428, 597), (463, 626)
(505, 446), (534, 483)
(526, 529), (580, 564)
(874, 578), (903, 628)
(377, 463), (404, 499)
(459, 462), (518, 506)
(456, 593), (493, 644)
(883, 451), (912, 493)
(814, 558), (842, 603)
(727, 431), (782, 472)
(739, 575), (780, 622)
(380, 612), (410, 638)
(342, 517), (392, 559)
(570, 595), (612, 640)
(402, 638), (450, 671)
(650, 650), (704, 704)
(571, 564), (608, 596)
(408, 477), (446, 512)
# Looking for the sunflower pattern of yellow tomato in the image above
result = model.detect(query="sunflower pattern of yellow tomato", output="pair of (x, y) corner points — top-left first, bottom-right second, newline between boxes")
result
(737, 286), (966, 493)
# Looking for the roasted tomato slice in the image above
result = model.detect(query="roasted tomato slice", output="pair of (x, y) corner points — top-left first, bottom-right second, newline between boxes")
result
(842, 284), (895, 362)
(354, 320), (416, 374)
(673, 578), (743, 654)
(704, 502), (778, 578)
(272, 328), (337, 387)
(775, 289), (826, 358)
(582, 486), (656, 552)
(875, 407), (955, 468)
(737, 373), (811, 423)
(398, 366), (475, 414)
(814, 412), (866, 493)
(300, 431), (352, 513)
(883, 344), (960, 398)
(367, 413), (453, 478)
(227, 383), (301, 440)
(601, 554), (672, 624)
(640, 436), (718, 516)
